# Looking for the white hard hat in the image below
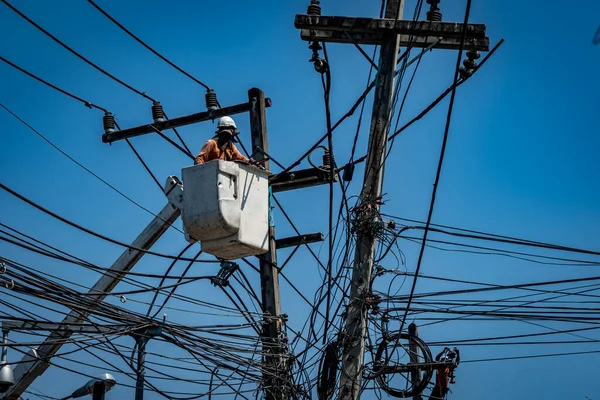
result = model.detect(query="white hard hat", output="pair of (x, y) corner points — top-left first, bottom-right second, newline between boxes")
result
(217, 116), (237, 130)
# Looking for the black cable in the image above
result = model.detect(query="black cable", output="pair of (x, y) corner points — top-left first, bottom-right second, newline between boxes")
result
(235, 269), (263, 310)
(148, 125), (195, 159)
(386, 275), (600, 302)
(0, 181), (215, 263)
(0, 55), (107, 112)
(462, 349), (600, 363)
(320, 43), (335, 344)
(387, 39), (505, 142)
(400, 234), (600, 267)
(0, 103), (177, 227)
(378, 224), (600, 265)
(384, 213), (600, 260)
(0, 53), (178, 197)
(146, 243), (195, 317)
(271, 80), (377, 180)
(0, 0), (156, 102)
(398, 0), (473, 335)
(123, 135), (164, 192)
(87, 0), (212, 91)
(316, 341), (339, 400)
(151, 249), (203, 319)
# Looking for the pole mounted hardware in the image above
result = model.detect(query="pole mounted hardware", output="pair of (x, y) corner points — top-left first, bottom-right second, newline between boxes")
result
(371, 331), (460, 398)
(101, 98), (272, 144)
(293, 1), (491, 399)
(211, 261), (240, 287)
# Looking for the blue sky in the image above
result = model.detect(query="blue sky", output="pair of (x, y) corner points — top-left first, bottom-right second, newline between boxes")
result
(1, 0), (600, 399)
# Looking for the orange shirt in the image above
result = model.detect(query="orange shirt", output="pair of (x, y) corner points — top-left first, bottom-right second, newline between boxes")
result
(194, 139), (249, 165)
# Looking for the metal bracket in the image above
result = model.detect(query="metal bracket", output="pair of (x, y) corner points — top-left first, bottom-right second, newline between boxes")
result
(211, 261), (239, 287)
(269, 168), (338, 193)
(275, 233), (324, 249)
(164, 175), (184, 209)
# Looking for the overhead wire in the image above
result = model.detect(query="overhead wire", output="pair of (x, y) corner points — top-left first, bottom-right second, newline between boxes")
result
(0, 102), (180, 228)
(0, 54), (169, 195)
(0, 0), (155, 101)
(86, 0), (213, 92)
(0, 181), (216, 263)
(1, 0), (195, 160)
(397, 0), (474, 335)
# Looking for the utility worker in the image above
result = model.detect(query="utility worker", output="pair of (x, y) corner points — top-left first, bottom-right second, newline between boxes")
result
(194, 116), (249, 165)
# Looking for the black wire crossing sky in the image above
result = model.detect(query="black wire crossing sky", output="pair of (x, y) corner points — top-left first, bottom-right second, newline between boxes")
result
(0, 1), (599, 400)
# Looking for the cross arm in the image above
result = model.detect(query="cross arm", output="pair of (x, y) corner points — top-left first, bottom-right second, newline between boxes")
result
(295, 15), (489, 51)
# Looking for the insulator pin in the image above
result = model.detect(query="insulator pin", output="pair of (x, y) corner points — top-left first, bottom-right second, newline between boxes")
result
(466, 50), (481, 60)
(459, 48), (481, 80)
(459, 65), (473, 79)
(426, 0), (442, 22)
(152, 102), (165, 123)
(103, 112), (115, 134)
(463, 58), (478, 70)
(427, 9), (442, 21)
(205, 89), (218, 111)
(307, 0), (321, 16)
(322, 149), (333, 168)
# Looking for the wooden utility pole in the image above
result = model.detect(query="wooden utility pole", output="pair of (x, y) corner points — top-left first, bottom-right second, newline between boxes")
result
(294, 3), (488, 399)
(409, 323), (422, 400)
(338, 1), (404, 398)
(98, 86), (330, 400)
(248, 88), (285, 400)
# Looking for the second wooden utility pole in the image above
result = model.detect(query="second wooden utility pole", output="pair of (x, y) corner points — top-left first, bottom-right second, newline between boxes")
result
(338, 1), (404, 399)
(294, 2), (488, 398)
(248, 88), (285, 400)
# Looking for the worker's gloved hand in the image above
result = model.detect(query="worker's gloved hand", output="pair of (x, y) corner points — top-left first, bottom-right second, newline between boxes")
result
(248, 158), (266, 168)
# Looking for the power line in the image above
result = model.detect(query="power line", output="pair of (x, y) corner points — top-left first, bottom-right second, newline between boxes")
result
(463, 349), (600, 363)
(86, 0), (213, 91)
(0, 0), (155, 102)
(0, 55), (175, 194)
(1, 0), (195, 159)
(0, 55), (107, 112)
(387, 38), (505, 142)
(384, 214), (600, 260)
(400, 234), (600, 267)
(0, 181), (215, 263)
(399, 0), (475, 335)
(0, 102), (178, 228)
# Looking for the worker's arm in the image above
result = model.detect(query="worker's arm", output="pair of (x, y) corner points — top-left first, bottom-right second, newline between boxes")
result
(231, 143), (249, 163)
(194, 140), (218, 165)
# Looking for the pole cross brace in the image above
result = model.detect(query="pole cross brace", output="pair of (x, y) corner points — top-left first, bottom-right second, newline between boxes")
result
(275, 233), (324, 249)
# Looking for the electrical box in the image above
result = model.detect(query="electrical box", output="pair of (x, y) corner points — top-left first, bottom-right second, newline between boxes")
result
(181, 160), (269, 260)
